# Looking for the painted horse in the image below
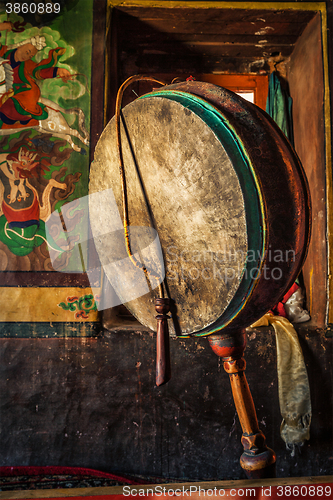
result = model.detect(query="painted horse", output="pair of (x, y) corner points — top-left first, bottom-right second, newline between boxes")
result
(0, 97), (89, 153)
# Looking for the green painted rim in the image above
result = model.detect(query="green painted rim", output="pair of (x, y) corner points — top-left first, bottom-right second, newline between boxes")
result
(139, 90), (266, 336)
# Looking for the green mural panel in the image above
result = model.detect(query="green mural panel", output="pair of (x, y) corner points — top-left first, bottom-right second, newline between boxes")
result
(0, 0), (99, 333)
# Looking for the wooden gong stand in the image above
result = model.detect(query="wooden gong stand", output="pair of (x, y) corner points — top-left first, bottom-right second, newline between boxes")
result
(155, 297), (276, 479)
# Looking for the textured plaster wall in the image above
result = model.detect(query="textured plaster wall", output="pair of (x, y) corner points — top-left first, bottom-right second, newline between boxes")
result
(0, 328), (332, 480)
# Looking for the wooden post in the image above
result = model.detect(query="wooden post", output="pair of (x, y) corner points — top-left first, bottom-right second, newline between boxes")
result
(155, 297), (171, 386)
(208, 330), (276, 479)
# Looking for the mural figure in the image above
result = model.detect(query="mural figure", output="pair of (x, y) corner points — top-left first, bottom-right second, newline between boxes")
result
(0, 22), (89, 152)
(0, 144), (67, 256)
(0, 23), (71, 125)
(0, 14), (89, 272)
(0, 131), (83, 266)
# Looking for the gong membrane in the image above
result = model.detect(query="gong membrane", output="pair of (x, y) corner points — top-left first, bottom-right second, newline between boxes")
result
(90, 92), (263, 335)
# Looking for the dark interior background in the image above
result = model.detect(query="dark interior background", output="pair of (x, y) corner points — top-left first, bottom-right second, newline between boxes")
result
(0, 0), (332, 482)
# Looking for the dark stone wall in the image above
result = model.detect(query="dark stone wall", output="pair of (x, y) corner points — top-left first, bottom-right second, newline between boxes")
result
(0, 327), (332, 481)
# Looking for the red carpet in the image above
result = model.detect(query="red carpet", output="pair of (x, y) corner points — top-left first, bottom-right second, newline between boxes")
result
(0, 466), (146, 490)
(0, 467), (331, 500)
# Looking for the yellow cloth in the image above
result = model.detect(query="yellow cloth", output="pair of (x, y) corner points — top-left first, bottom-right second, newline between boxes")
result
(251, 313), (311, 453)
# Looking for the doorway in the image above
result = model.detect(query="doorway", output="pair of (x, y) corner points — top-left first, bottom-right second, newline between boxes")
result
(95, 1), (330, 329)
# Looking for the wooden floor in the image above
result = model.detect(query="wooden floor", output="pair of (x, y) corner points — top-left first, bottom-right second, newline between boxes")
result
(1, 476), (332, 500)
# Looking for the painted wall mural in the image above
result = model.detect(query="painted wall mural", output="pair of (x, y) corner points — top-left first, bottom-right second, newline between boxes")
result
(0, 0), (99, 330)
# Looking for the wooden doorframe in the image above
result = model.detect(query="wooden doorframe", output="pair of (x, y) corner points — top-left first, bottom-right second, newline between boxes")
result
(103, 0), (332, 329)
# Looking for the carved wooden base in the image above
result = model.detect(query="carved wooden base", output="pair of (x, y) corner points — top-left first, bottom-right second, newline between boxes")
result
(208, 330), (276, 479)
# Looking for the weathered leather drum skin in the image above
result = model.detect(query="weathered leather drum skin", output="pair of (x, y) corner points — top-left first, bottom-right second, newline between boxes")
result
(89, 81), (310, 337)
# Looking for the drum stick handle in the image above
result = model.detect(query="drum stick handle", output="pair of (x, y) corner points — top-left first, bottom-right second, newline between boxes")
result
(209, 331), (276, 478)
(155, 298), (171, 386)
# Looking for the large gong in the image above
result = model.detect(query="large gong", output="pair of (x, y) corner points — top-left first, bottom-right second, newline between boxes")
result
(89, 81), (310, 337)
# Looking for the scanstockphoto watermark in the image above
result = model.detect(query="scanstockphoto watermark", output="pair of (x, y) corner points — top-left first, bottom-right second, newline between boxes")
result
(45, 190), (165, 311)
(165, 245), (296, 283)
(44, 188), (296, 311)
(165, 246), (296, 265)
(123, 484), (332, 498)
(122, 485), (259, 497)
